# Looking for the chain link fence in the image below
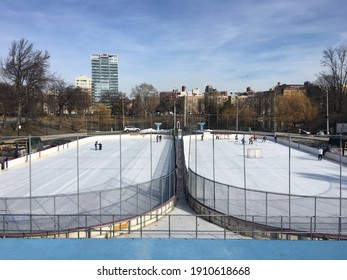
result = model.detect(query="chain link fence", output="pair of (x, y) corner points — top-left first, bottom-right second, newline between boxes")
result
(0, 170), (176, 236)
(187, 168), (347, 238)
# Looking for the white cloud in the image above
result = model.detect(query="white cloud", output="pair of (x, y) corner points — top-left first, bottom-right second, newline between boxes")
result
(1, 0), (346, 93)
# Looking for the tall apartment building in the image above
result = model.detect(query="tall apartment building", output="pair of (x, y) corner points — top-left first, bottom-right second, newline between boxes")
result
(91, 53), (118, 103)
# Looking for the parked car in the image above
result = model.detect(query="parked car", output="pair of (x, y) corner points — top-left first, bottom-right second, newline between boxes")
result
(123, 126), (140, 133)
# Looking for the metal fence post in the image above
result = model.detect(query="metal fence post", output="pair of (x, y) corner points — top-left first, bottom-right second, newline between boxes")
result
(112, 215), (115, 238)
(53, 196), (56, 231)
(30, 214), (32, 238)
(2, 214), (5, 237)
(280, 216), (283, 240)
(57, 215), (60, 237)
(137, 184), (139, 214)
(160, 178), (163, 204)
(168, 215), (171, 239)
(227, 186), (230, 215)
(140, 215), (143, 238)
(251, 216), (255, 239)
(99, 191), (102, 223)
(265, 193), (268, 226)
(202, 178), (205, 204)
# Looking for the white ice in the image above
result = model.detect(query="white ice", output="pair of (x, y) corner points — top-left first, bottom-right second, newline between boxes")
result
(0, 134), (174, 198)
(183, 133), (347, 198)
(2, 132), (345, 199)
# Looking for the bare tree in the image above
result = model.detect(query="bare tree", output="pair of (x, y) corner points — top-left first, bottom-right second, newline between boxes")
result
(67, 87), (91, 117)
(99, 91), (128, 116)
(319, 45), (347, 113)
(45, 78), (74, 129)
(0, 38), (50, 131)
(131, 83), (158, 117)
(0, 82), (16, 127)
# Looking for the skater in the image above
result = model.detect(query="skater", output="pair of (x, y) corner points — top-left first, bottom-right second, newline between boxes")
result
(201, 133), (204, 141)
(253, 133), (257, 142)
(274, 135), (277, 143)
(95, 141), (98, 150)
(318, 147), (323, 160)
(15, 143), (19, 158)
(235, 134), (238, 142)
(262, 135), (267, 142)
(98, 143), (102, 150)
(249, 137), (253, 145)
(156, 135), (159, 142)
(241, 137), (246, 145)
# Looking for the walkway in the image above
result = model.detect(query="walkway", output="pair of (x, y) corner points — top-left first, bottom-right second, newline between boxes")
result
(120, 137), (245, 239)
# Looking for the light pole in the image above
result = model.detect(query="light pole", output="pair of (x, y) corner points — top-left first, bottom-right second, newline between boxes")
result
(184, 95), (187, 128)
(326, 87), (329, 134)
(236, 96), (239, 131)
(173, 88), (177, 133)
(122, 93), (125, 129)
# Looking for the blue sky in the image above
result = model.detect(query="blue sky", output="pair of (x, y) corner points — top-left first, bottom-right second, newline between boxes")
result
(0, 0), (346, 95)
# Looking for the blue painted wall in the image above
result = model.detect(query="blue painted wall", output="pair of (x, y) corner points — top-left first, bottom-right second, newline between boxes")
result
(1, 239), (347, 260)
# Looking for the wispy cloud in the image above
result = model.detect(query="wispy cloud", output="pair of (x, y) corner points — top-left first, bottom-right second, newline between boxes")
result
(0, 0), (346, 93)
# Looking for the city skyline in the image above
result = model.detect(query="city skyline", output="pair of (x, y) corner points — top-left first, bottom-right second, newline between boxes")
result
(0, 0), (346, 95)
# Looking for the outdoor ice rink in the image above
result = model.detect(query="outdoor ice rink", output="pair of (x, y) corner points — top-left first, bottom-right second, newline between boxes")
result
(1, 131), (346, 221)
(184, 132), (347, 198)
(0, 134), (175, 198)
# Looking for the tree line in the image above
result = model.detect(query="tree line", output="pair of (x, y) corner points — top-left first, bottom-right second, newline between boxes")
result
(1, 38), (347, 134)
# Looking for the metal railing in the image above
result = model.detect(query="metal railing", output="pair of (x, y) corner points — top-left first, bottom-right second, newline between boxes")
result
(1, 213), (345, 240)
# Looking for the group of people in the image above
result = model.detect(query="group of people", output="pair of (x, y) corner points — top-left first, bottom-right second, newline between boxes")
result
(94, 141), (103, 150)
(235, 133), (275, 145)
(156, 135), (162, 142)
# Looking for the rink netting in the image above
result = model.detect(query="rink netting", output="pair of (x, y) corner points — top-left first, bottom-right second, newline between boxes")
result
(187, 168), (347, 237)
(0, 170), (176, 236)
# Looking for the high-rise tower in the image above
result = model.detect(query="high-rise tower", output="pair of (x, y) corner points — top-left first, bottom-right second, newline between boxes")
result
(91, 53), (118, 103)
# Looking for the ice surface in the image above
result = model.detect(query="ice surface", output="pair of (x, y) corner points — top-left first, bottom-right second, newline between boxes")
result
(0, 134), (174, 198)
(183, 133), (346, 198)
